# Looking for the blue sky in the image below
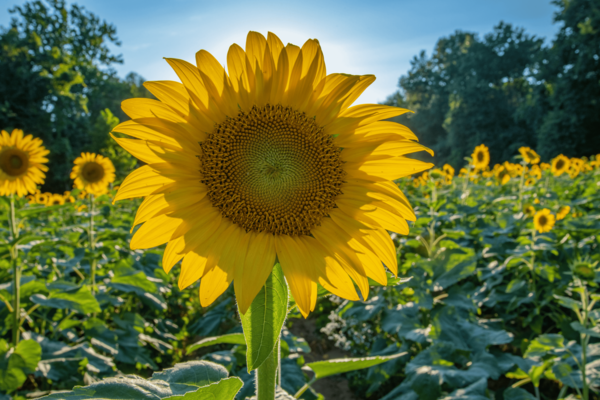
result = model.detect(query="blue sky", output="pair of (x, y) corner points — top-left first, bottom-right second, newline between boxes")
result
(1, 0), (560, 104)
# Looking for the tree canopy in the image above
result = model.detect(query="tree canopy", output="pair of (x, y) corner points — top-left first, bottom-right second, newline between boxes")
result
(0, 0), (150, 190)
(386, 0), (600, 167)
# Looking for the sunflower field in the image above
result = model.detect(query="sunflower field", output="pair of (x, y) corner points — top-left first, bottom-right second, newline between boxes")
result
(1, 134), (599, 400)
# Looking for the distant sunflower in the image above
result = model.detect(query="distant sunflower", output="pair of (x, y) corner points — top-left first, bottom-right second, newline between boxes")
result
(524, 205), (535, 218)
(533, 209), (555, 233)
(529, 165), (541, 180)
(48, 193), (65, 206)
(551, 155), (570, 177)
(519, 147), (540, 164)
(556, 205), (570, 221)
(540, 162), (550, 171)
(71, 153), (115, 195)
(0, 129), (49, 197)
(111, 31), (433, 316)
(35, 192), (49, 205)
(495, 166), (511, 185)
(472, 144), (490, 170)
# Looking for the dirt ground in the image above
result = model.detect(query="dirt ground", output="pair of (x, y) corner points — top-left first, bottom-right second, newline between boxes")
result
(288, 318), (360, 400)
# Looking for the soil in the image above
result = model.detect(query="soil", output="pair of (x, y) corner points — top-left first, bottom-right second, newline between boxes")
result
(288, 317), (360, 400)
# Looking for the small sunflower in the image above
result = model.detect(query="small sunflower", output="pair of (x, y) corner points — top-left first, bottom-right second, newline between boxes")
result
(35, 192), (49, 205)
(472, 144), (490, 170)
(71, 153), (115, 195)
(519, 147), (540, 164)
(540, 162), (550, 171)
(525, 178), (535, 186)
(111, 32), (433, 317)
(442, 164), (455, 177)
(0, 129), (49, 197)
(524, 205), (535, 218)
(47, 193), (65, 206)
(551, 155), (570, 177)
(533, 209), (555, 233)
(529, 165), (541, 180)
(556, 205), (570, 220)
(495, 166), (510, 185)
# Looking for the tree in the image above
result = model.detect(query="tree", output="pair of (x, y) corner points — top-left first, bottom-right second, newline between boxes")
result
(0, 0), (151, 190)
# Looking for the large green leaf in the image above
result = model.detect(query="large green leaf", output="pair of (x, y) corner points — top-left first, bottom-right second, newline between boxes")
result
(151, 361), (228, 386)
(31, 286), (101, 314)
(186, 334), (246, 355)
(524, 334), (564, 358)
(162, 377), (243, 400)
(305, 352), (407, 380)
(108, 267), (158, 295)
(239, 263), (288, 371)
(570, 321), (600, 338)
(0, 339), (42, 393)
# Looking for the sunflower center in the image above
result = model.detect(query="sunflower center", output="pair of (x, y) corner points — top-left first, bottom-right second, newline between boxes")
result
(0, 149), (29, 177)
(556, 160), (564, 170)
(538, 215), (547, 226)
(200, 104), (345, 236)
(477, 151), (484, 162)
(82, 162), (105, 183)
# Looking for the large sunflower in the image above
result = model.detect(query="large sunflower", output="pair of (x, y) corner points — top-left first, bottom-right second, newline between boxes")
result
(0, 129), (49, 197)
(71, 153), (115, 195)
(551, 155), (570, 177)
(472, 144), (490, 170)
(111, 32), (433, 317)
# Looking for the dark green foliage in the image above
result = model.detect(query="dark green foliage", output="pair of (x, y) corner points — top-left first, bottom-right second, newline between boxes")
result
(0, 0), (151, 190)
(388, 0), (600, 167)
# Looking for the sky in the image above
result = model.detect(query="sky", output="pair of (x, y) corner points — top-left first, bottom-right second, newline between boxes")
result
(1, 0), (561, 104)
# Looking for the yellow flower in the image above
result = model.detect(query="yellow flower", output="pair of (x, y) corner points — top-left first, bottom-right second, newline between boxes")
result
(551, 155), (570, 176)
(557, 205), (570, 220)
(47, 193), (65, 206)
(533, 209), (555, 233)
(111, 32), (433, 317)
(524, 205), (535, 217)
(533, 198), (540, 204)
(472, 144), (490, 170)
(35, 192), (49, 205)
(0, 129), (49, 197)
(519, 147), (540, 164)
(70, 153), (115, 195)
(442, 164), (455, 177)
(540, 162), (550, 171)
(459, 168), (468, 177)
(495, 166), (511, 185)
(529, 165), (541, 180)
(525, 178), (535, 186)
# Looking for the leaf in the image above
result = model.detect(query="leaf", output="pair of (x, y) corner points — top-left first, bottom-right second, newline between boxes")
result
(305, 352), (407, 380)
(570, 322), (600, 338)
(108, 267), (158, 295)
(553, 295), (582, 313)
(503, 387), (537, 400)
(524, 334), (564, 358)
(31, 286), (101, 314)
(162, 377), (243, 400)
(0, 339), (42, 393)
(151, 361), (229, 387)
(186, 334), (246, 355)
(17, 204), (69, 217)
(410, 366), (442, 400)
(239, 263), (288, 371)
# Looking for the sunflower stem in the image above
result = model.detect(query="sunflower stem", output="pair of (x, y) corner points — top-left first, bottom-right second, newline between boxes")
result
(89, 194), (97, 294)
(256, 339), (279, 400)
(9, 194), (21, 346)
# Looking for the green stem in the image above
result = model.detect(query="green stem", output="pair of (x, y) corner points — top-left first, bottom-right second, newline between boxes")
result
(294, 377), (316, 398)
(580, 286), (589, 400)
(257, 339), (279, 400)
(89, 194), (97, 294)
(518, 162), (526, 210)
(9, 194), (21, 346)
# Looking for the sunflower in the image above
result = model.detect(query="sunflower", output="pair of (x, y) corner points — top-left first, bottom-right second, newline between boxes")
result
(524, 205), (535, 218)
(529, 164), (541, 180)
(472, 144), (490, 170)
(551, 155), (570, 177)
(519, 147), (540, 164)
(495, 166), (510, 185)
(35, 192), (49, 205)
(111, 32), (433, 317)
(0, 129), (49, 197)
(557, 205), (570, 221)
(533, 209), (555, 233)
(71, 153), (115, 195)
(47, 193), (65, 206)
(540, 162), (550, 171)
(442, 164), (455, 177)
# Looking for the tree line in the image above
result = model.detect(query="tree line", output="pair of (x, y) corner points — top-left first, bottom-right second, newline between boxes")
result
(1, 0), (598, 189)
(385, 0), (600, 168)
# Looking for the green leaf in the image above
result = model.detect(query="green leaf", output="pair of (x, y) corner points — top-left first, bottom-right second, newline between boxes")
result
(108, 267), (158, 295)
(186, 334), (246, 355)
(503, 387), (537, 400)
(240, 263), (288, 371)
(528, 360), (553, 387)
(524, 334), (564, 358)
(0, 339), (41, 393)
(151, 361), (229, 387)
(162, 377), (243, 400)
(17, 204), (69, 217)
(570, 322), (600, 338)
(31, 286), (101, 314)
(305, 352), (407, 380)
(368, 273), (412, 287)
(553, 295), (582, 313)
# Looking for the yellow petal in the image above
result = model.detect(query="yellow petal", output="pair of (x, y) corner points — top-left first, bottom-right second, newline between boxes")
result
(163, 236), (185, 274)
(114, 166), (174, 202)
(179, 250), (208, 290)
(275, 235), (314, 318)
